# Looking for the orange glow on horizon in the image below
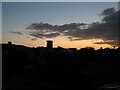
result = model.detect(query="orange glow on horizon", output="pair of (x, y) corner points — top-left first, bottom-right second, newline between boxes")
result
(3, 36), (112, 50)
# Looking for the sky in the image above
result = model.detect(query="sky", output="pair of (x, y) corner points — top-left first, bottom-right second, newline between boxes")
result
(2, 2), (119, 49)
(2, 0), (120, 2)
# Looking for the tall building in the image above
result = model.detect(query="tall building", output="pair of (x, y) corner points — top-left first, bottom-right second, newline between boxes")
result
(46, 40), (53, 48)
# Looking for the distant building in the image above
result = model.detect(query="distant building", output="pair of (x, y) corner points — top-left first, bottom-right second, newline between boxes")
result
(100, 47), (102, 49)
(46, 40), (53, 48)
(8, 41), (12, 45)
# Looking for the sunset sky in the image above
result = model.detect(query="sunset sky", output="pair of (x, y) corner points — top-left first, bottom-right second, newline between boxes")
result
(2, 2), (119, 49)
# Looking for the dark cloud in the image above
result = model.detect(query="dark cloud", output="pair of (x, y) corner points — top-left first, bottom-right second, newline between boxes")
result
(26, 23), (56, 31)
(64, 8), (119, 46)
(26, 7), (119, 46)
(100, 7), (115, 16)
(102, 11), (118, 23)
(31, 38), (38, 41)
(26, 22), (86, 38)
(29, 31), (60, 38)
(9, 31), (23, 35)
(67, 36), (83, 41)
(26, 22), (85, 32)
(94, 40), (118, 46)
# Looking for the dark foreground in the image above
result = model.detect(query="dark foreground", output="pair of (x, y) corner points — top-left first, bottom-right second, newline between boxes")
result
(2, 44), (120, 90)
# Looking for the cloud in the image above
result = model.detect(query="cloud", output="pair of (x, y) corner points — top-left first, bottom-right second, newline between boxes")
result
(26, 22), (86, 32)
(29, 31), (60, 38)
(100, 7), (115, 16)
(63, 8), (119, 46)
(9, 31), (23, 35)
(26, 22), (56, 31)
(26, 7), (119, 46)
(26, 22), (86, 38)
(93, 40), (118, 46)
(31, 38), (38, 41)
(102, 10), (118, 23)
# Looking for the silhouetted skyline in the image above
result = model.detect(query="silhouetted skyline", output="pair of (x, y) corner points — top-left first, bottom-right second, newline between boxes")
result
(2, 41), (120, 90)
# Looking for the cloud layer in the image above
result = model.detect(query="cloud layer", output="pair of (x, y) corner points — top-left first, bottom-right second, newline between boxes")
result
(9, 31), (23, 35)
(26, 7), (119, 46)
(26, 23), (87, 39)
